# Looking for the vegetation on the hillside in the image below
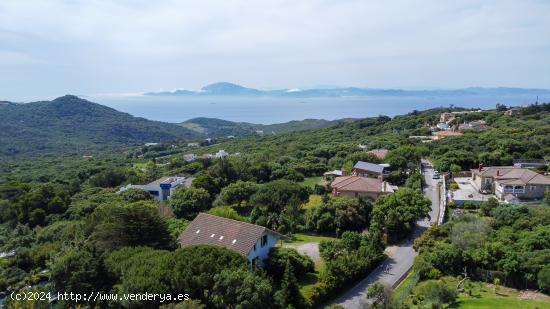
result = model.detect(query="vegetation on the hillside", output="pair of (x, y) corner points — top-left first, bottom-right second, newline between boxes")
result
(2, 102), (550, 308)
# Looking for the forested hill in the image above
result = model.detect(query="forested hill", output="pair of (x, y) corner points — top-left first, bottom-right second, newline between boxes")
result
(0, 95), (201, 158)
(180, 117), (341, 137)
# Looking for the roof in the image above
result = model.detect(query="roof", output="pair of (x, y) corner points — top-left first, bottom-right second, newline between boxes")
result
(471, 166), (550, 186)
(331, 176), (386, 193)
(147, 176), (185, 186)
(324, 170), (343, 176)
(367, 148), (389, 159)
(177, 213), (287, 256)
(353, 161), (385, 173)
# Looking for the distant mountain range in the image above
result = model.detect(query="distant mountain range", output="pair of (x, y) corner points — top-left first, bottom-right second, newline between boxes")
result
(146, 82), (550, 98)
(0, 95), (343, 158)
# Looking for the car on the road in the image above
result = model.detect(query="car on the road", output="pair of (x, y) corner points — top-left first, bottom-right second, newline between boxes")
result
(432, 171), (440, 179)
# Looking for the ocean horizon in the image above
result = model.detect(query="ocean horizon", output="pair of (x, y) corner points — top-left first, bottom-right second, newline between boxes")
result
(88, 94), (547, 124)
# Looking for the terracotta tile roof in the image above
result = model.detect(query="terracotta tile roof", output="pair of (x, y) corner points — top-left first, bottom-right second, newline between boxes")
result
(331, 176), (384, 192)
(471, 166), (550, 185)
(177, 213), (287, 256)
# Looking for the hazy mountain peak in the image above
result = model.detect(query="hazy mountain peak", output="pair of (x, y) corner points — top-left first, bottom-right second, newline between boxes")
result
(200, 82), (261, 95)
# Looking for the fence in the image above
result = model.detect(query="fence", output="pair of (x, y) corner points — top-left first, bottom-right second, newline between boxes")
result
(438, 175), (447, 225)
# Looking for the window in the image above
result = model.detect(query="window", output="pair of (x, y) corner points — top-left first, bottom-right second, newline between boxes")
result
(261, 235), (268, 247)
(530, 185), (536, 191)
(195, 229), (200, 234)
(219, 236), (224, 240)
(210, 234), (215, 238)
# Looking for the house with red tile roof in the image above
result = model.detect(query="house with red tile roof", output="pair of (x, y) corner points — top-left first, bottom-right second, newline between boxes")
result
(330, 176), (395, 200)
(471, 166), (550, 201)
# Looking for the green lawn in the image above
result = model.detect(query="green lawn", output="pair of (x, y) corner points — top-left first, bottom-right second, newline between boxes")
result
(301, 176), (323, 188)
(286, 233), (337, 244)
(455, 297), (550, 309)
(281, 232), (336, 298)
(454, 279), (550, 309)
(298, 252), (327, 299)
(396, 276), (550, 309)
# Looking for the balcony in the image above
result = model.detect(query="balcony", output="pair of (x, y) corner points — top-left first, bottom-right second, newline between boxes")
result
(499, 186), (525, 194)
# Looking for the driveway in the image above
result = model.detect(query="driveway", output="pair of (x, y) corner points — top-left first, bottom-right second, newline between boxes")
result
(331, 159), (440, 308)
(283, 242), (321, 263)
(452, 177), (495, 203)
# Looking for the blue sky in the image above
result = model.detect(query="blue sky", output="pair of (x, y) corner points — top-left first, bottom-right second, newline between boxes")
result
(1, 0), (549, 101)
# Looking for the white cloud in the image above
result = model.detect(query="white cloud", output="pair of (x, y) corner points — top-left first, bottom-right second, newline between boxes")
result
(0, 0), (549, 100)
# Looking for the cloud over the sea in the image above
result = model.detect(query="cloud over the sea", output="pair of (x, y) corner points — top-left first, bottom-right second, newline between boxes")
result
(1, 0), (549, 100)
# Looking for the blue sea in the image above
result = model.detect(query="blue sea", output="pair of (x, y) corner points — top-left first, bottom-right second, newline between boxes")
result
(88, 94), (547, 124)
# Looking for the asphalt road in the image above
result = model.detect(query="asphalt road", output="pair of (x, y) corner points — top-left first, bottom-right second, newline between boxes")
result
(331, 161), (441, 308)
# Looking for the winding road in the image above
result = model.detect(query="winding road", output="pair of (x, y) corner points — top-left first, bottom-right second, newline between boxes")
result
(331, 160), (442, 308)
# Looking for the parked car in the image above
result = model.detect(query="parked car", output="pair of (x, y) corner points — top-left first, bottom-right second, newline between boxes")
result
(432, 171), (440, 179)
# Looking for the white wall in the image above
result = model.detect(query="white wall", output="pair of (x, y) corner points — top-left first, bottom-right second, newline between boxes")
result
(247, 232), (280, 267)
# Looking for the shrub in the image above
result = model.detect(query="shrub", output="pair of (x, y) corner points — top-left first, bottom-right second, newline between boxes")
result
(119, 188), (153, 202)
(264, 247), (314, 281)
(414, 280), (457, 307)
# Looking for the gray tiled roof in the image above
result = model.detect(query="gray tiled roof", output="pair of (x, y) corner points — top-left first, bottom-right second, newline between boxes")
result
(177, 213), (287, 256)
(353, 161), (385, 173)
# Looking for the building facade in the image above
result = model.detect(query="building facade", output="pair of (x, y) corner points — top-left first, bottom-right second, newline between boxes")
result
(471, 166), (550, 201)
(117, 176), (188, 201)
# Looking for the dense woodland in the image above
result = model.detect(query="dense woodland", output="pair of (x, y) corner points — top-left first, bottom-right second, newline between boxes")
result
(1, 102), (549, 308)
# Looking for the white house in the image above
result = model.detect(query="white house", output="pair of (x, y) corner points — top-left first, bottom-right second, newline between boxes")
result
(177, 213), (288, 267)
(215, 150), (229, 158)
(117, 176), (188, 201)
(183, 154), (197, 162)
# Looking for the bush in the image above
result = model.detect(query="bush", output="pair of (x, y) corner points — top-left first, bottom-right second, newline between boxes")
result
(538, 264), (550, 292)
(449, 181), (459, 191)
(414, 280), (457, 307)
(89, 169), (127, 188)
(119, 188), (153, 202)
(265, 247), (314, 281)
(207, 206), (245, 222)
(171, 187), (211, 219)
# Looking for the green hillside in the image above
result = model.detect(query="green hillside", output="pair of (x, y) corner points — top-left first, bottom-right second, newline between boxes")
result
(0, 95), (201, 158)
(180, 117), (341, 137)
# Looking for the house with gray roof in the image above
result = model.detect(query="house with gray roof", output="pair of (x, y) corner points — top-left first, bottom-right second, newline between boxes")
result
(117, 176), (190, 201)
(178, 213), (288, 267)
(352, 161), (387, 179)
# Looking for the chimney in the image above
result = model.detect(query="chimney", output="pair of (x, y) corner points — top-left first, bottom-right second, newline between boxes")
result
(478, 163), (483, 172)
